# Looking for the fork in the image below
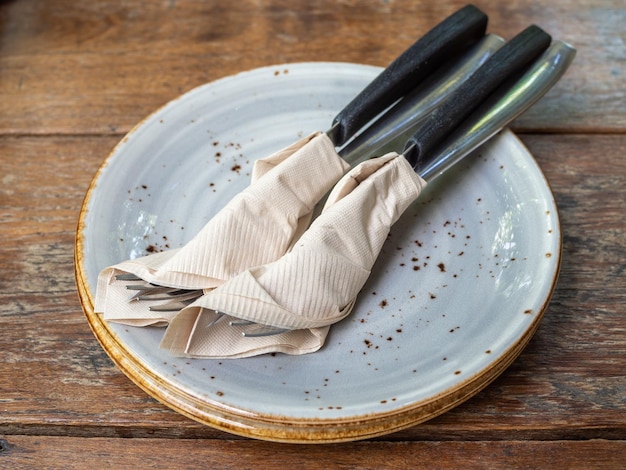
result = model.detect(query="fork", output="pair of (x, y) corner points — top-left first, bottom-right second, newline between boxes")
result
(118, 273), (290, 336)
(119, 36), (575, 337)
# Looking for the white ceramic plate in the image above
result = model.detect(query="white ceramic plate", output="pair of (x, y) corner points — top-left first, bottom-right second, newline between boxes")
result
(76, 63), (560, 443)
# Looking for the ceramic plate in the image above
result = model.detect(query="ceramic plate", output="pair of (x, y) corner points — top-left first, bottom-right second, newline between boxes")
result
(75, 63), (560, 443)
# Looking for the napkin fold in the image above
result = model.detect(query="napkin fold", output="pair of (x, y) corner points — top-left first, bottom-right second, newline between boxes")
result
(161, 152), (426, 358)
(95, 132), (350, 326)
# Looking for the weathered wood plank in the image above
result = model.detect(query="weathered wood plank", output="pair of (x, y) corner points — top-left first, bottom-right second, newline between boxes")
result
(1, 436), (625, 469)
(0, 0), (623, 135)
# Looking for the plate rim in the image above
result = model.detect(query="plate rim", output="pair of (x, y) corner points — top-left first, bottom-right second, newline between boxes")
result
(74, 61), (562, 443)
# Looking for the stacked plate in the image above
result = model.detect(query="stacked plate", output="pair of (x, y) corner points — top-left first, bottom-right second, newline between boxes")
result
(75, 63), (560, 443)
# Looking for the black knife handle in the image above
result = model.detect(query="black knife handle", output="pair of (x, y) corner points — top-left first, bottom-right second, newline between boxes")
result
(328, 4), (488, 147)
(404, 25), (552, 170)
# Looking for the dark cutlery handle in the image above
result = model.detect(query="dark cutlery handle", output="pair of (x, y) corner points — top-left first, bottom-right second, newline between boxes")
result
(404, 25), (552, 170)
(329, 4), (488, 146)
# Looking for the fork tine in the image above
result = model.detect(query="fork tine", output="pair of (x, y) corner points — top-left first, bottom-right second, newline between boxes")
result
(128, 286), (180, 301)
(125, 283), (161, 291)
(149, 299), (197, 312)
(137, 289), (203, 302)
(228, 319), (255, 326)
(227, 317), (289, 336)
(206, 312), (226, 328)
(115, 273), (142, 281)
(240, 324), (290, 337)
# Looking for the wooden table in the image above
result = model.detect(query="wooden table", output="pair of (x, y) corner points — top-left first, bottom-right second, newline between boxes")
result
(1, 0), (624, 467)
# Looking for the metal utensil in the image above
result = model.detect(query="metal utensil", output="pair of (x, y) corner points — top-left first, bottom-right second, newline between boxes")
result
(122, 34), (575, 337)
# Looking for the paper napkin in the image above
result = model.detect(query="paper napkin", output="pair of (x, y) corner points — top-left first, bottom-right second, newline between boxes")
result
(161, 152), (426, 358)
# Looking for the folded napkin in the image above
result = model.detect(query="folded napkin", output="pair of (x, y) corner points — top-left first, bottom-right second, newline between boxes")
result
(95, 132), (350, 326)
(161, 152), (426, 358)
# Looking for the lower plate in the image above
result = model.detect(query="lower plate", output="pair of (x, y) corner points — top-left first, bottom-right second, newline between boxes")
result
(75, 62), (560, 443)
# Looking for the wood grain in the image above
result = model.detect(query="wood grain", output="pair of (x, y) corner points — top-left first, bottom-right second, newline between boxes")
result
(0, 0), (623, 135)
(1, 436), (625, 469)
(1, 0), (624, 466)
